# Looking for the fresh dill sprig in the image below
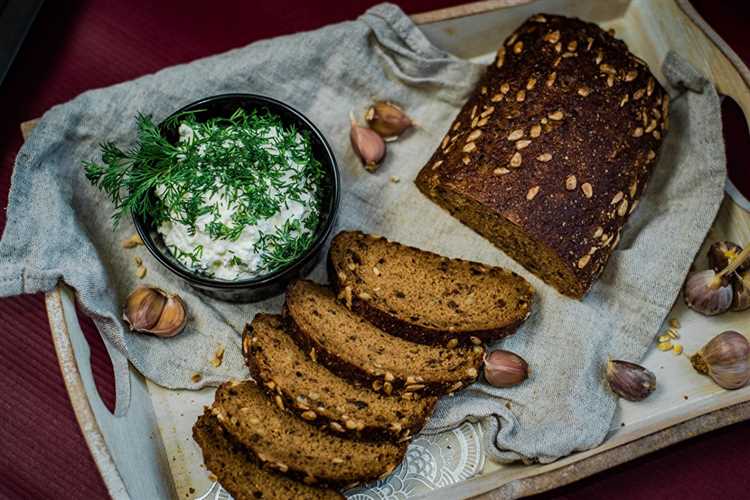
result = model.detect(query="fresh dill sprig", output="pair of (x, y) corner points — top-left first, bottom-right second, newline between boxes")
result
(84, 107), (325, 277)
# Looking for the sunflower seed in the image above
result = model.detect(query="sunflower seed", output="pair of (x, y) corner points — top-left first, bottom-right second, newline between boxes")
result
(516, 139), (531, 150)
(565, 175), (577, 190)
(544, 30), (560, 43)
(508, 129), (525, 141)
(581, 182), (593, 198)
(577, 255), (591, 268)
(510, 152), (523, 167)
(526, 185), (540, 200)
(496, 47), (506, 68)
(536, 153), (552, 162)
(516, 90), (526, 102)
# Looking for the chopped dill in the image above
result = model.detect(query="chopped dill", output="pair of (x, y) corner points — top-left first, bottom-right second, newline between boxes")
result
(84, 108), (325, 279)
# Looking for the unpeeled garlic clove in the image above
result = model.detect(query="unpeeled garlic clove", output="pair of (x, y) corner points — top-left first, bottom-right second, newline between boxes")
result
(123, 286), (187, 338)
(483, 349), (529, 388)
(606, 359), (656, 401)
(123, 286), (166, 331)
(683, 270), (733, 316)
(350, 112), (385, 172)
(690, 330), (750, 389)
(365, 101), (413, 140)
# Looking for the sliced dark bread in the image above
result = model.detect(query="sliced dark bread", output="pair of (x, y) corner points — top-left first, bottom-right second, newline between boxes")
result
(284, 280), (484, 396)
(329, 230), (534, 346)
(243, 314), (435, 441)
(193, 410), (343, 500)
(212, 379), (406, 487)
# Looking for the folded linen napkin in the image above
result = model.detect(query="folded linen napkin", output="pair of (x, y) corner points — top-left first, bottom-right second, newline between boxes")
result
(0, 4), (725, 463)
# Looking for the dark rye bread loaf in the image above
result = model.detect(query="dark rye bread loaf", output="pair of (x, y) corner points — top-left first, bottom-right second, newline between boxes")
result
(329, 231), (533, 346)
(415, 14), (668, 298)
(212, 380), (406, 487)
(243, 314), (436, 441)
(193, 411), (343, 500)
(285, 279), (485, 395)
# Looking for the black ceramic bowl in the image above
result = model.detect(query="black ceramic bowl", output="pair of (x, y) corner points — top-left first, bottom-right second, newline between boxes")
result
(132, 94), (340, 303)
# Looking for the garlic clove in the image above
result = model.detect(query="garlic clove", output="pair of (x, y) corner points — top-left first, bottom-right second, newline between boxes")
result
(146, 294), (188, 338)
(123, 286), (167, 331)
(683, 270), (733, 316)
(731, 269), (750, 312)
(707, 241), (749, 275)
(350, 112), (385, 172)
(365, 101), (413, 140)
(606, 359), (656, 401)
(483, 349), (529, 388)
(690, 330), (750, 389)
(123, 286), (187, 338)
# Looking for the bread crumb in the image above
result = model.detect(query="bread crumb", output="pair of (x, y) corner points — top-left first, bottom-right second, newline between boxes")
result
(210, 345), (225, 367)
(136, 265), (147, 279)
(122, 234), (143, 248)
(191, 372), (202, 383)
(389, 176), (400, 183)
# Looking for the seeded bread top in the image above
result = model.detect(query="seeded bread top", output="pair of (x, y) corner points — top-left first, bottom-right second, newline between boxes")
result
(212, 380), (406, 485)
(416, 14), (667, 288)
(286, 280), (484, 388)
(330, 231), (533, 334)
(193, 411), (343, 500)
(244, 314), (436, 437)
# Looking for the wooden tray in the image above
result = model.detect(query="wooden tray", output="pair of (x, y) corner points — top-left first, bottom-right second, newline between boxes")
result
(33, 0), (750, 498)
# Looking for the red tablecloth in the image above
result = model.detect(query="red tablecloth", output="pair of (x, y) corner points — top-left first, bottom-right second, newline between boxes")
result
(1, 1), (749, 498)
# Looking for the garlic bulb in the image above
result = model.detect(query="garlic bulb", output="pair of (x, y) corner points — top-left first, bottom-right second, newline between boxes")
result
(483, 350), (529, 387)
(690, 330), (750, 389)
(606, 359), (656, 401)
(365, 101), (413, 140)
(683, 270), (733, 316)
(707, 241), (748, 275)
(350, 112), (385, 172)
(123, 286), (187, 337)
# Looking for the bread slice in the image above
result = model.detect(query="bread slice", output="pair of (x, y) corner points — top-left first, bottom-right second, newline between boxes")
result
(285, 280), (484, 396)
(329, 231), (534, 346)
(193, 410), (343, 500)
(243, 314), (435, 441)
(212, 380), (406, 487)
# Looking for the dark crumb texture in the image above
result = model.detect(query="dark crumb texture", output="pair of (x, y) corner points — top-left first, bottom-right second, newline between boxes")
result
(285, 280), (485, 395)
(192, 411), (343, 500)
(414, 14), (668, 298)
(329, 231), (534, 346)
(243, 314), (436, 441)
(212, 380), (407, 487)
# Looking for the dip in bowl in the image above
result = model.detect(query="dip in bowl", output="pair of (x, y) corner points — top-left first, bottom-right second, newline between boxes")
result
(132, 94), (339, 302)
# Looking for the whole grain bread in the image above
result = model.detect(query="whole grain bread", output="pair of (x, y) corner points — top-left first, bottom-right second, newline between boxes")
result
(212, 380), (406, 487)
(193, 410), (343, 500)
(243, 314), (436, 441)
(285, 279), (485, 395)
(415, 14), (668, 298)
(329, 231), (534, 346)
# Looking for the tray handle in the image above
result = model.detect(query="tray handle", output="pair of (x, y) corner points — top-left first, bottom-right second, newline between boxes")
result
(46, 285), (176, 500)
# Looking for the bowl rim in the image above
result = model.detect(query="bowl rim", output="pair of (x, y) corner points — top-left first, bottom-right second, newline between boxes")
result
(132, 92), (340, 290)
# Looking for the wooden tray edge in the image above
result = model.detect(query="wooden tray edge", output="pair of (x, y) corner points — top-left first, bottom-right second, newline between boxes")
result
(45, 287), (130, 500)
